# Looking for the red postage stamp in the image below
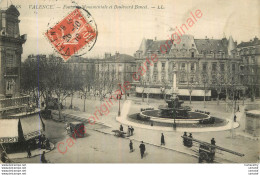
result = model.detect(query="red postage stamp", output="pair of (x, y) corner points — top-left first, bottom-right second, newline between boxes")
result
(45, 8), (97, 61)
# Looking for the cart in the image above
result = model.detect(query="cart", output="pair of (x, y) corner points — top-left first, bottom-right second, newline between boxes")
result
(68, 122), (85, 138)
(181, 135), (244, 163)
(112, 130), (126, 138)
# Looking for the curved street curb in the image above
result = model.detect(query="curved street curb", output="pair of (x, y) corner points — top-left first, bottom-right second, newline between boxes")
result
(116, 100), (240, 132)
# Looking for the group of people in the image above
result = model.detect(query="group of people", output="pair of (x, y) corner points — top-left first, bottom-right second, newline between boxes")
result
(129, 140), (146, 159)
(26, 134), (51, 159)
(119, 124), (134, 136)
(128, 133), (167, 159)
(183, 132), (193, 147)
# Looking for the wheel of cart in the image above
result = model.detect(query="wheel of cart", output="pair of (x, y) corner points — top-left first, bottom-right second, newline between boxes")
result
(199, 152), (208, 163)
(112, 130), (126, 138)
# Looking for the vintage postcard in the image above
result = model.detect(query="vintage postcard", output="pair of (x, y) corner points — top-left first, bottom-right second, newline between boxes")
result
(0, 0), (259, 166)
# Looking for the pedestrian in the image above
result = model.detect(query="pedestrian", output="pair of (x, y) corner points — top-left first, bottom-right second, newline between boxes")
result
(127, 126), (131, 136)
(188, 133), (193, 147)
(120, 124), (123, 132)
(211, 138), (216, 145)
(130, 126), (134, 136)
(161, 133), (165, 146)
(1, 151), (7, 163)
(234, 115), (237, 122)
(45, 139), (50, 150)
(139, 141), (146, 159)
(183, 132), (188, 146)
(27, 145), (31, 158)
(237, 105), (240, 112)
(189, 133), (193, 138)
(41, 151), (47, 163)
(129, 140), (133, 152)
(183, 132), (187, 137)
(41, 134), (46, 148)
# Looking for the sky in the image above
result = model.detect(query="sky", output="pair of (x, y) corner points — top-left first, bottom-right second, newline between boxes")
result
(0, 0), (259, 61)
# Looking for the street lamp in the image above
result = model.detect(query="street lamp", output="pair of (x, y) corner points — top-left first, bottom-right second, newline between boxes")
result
(146, 82), (149, 105)
(83, 87), (87, 112)
(201, 73), (208, 111)
(188, 81), (194, 104)
(172, 96), (177, 130)
(118, 84), (122, 116)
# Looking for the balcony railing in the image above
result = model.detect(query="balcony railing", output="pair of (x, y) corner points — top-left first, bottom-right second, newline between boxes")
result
(0, 96), (30, 111)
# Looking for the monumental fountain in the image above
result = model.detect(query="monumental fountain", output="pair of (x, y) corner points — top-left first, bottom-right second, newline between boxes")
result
(133, 67), (223, 127)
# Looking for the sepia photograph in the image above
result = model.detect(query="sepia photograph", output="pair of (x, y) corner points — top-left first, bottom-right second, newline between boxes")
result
(0, 0), (259, 170)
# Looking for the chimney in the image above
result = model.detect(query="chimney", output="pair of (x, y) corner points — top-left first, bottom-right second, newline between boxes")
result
(115, 51), (120, 59)
(105, 52), (111, 59)
(254, 36), (258, 42)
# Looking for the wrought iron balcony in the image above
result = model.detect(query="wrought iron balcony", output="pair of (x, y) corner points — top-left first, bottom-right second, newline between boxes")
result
(0, 96), (30, 112)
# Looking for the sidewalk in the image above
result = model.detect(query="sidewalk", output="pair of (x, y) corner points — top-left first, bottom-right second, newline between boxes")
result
(7, 142), (55, 159)
(51, 110), (111, 129)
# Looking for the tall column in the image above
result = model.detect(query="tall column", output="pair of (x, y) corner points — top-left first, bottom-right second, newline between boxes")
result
(173, 70), (177, 92)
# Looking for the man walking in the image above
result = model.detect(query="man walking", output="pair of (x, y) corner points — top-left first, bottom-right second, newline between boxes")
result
(161, 133), (165, 146)
(129, 140), (133, 152)
(130, 126), (134, 136)
(211, 138), (216, 145)
(120, 124), (123, 132)
(27, 145), (31, 158)
(41, 151), (47, 163)
(127, 126), (131, 136)
(234, 114), (237, 122)
(139, 141), (146, 159)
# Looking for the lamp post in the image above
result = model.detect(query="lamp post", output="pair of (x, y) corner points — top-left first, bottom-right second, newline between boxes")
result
(118, 84), (122, 116)
(83, 87), (87, 112)
(146, 82), (149, 105)
(188, 82), (194, 104)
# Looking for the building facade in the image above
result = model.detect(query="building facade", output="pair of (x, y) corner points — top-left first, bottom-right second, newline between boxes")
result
(134, 35), (243, 100)
(0, 5), (26, 98)
(237, 37), (260, 98)
(93, 52), (136, 95)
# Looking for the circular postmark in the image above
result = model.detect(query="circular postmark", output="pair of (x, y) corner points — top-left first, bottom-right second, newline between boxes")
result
(45, 4), (98, 61)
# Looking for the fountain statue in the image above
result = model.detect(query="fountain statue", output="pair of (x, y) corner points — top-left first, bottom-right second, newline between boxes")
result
(158, 66), (191, 118)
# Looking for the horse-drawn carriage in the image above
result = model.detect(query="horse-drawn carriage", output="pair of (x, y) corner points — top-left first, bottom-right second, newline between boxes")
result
(67, 122), (85, 138)
(182, 135), (244, 163)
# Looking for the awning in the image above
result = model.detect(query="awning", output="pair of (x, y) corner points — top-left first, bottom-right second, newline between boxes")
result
(136, 87), (211, 96)
(0, 114), (44, 143)
(20, 115), (44, 140)
(0, 119), (19, 143)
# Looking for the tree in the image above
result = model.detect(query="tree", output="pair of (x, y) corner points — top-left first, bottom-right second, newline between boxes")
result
(21, 59), (40, 106)
(161, 79), (168, 101)
(187, 73), (196, 104)
(21, 55), (76, 120)
(211, 67), (225, 105)
(201, 71), (209, 109)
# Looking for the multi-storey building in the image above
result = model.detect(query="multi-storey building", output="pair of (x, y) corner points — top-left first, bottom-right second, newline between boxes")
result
(0, 5), (26, 98)
(134, 35), (243, 100)
(94, 52), (136, 95)
(237, 37), (260, 98)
